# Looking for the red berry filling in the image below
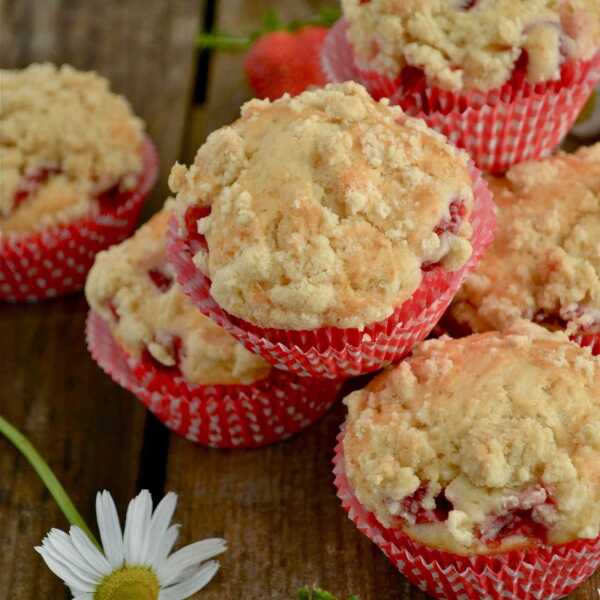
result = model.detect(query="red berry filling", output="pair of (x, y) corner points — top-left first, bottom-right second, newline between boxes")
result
(184, 205), (211, 250)
(457, 0), (478, 10)
(422, 199), (467, 272)
(12, 166), (61, 211)
(396, 484), (454, 525)
(393, 483), (552, 546)
(148, 268), (174, 293)
(142, 334), (184, 375)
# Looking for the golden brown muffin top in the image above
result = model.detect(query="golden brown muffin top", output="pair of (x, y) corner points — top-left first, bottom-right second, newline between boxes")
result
(170, 83), (474, 330)
(85, 209), (271, 386)
(343, 0), (600, 91)
(343, 323), (600, 554)
(450, 143), (600, 336)
(1, 63), (145, 234)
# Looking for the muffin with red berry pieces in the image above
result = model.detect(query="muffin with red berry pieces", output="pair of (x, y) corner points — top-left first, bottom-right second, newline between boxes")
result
(167, 82), (495, 379)
(85, 208), (341, 448)
(447, 142), (600, 354)
(322, 0), (600, 173)
(334, 322), (600, 600)
(0, 63), (158, 302)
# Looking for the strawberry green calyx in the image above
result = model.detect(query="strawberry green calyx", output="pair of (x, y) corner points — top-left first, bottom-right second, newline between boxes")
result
(198, 7), (340, 51)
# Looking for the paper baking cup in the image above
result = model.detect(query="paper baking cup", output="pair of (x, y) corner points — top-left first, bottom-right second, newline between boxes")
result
(322, 19), (600, 173)
(167, 167), (495, 379)
(86, 311), (342, 448)
(0, 138), (158, 303)
(333, 433), (600, 600)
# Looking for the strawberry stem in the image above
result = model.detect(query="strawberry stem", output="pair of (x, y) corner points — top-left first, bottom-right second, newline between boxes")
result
(198, 7), (340, 51)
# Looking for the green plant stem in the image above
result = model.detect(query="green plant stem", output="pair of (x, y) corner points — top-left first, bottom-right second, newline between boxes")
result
(198, 32), (253, 51)
(0, 414), (100, 548)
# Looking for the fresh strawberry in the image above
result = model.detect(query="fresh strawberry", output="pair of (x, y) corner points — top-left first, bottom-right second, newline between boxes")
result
(244, 26), (328, 100)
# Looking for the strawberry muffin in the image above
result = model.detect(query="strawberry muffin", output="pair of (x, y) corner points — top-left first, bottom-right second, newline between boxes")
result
(167, 82), (495, 378)
(85, 209), (341, 448)
(335, 323), (600, 599)
(1, 63), (158, 302)
(447, 143), (600, 354)
(322, 0), (600, 172)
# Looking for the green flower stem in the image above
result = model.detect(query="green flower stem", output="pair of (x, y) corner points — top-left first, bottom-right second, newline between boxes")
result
(0, 414), (100, 548)
(198, 32), (253, 51)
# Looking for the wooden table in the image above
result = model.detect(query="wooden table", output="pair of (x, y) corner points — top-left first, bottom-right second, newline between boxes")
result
(0, 2), (598, 599)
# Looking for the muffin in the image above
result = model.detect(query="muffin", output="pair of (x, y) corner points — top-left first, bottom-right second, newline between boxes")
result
(447, 143), (600, 354)
(85, 209), (341, 448)
(167, 82), (496, 379)
(322, 1), (600, 173)
(335, 324), (600, 599)
(1, 63), (158, 302)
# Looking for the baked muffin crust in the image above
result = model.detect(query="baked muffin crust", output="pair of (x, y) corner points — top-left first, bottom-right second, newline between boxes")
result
(343, 323), (600, 554)
(85, 209), (271, 386)
(342, 0), (600, 92)
(1, 63), (145, 234)
(170, 82), (474, 330)
(449, 143), (600, 336)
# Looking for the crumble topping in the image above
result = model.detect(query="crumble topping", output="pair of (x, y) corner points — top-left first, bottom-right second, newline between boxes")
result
(449, 143), (600, 336)
(1, 63), (145, 234)
(169, 82), (474, 330)
(343, 323), (600, 554)
(342, 0), (600, 91)
(85, 209), (271, 386)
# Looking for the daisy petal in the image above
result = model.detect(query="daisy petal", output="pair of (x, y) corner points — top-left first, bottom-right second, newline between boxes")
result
(145, 493), (178, 567)
(96, 490), (125, 569)
(158, 539), (227, 586)
(69, 527), (112, 576)
(42, 530), (103, 583)
(35, 546), (96, 593)
(152, 524), (180, 568)
(124, 490), (153, 564)
(158, 561), (220, 600)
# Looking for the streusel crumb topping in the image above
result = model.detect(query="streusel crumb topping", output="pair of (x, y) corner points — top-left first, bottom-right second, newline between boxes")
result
(85, 209), (271, 386)
(170, 82), (474, 330)
(342, 0), (600, 91)
(343, 323), (600, 554)
(450, 143), (600, 336)
(1, 63), (145, 234)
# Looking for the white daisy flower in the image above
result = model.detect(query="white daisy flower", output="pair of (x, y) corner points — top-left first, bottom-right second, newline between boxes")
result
(36, 490), (226, 600)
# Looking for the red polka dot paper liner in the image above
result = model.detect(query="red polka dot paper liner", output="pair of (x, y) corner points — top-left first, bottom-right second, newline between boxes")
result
(333, 432), (600, 600)
(1, 138), (158, 303)
(86, 311), (342, 449)
(167, 165), (496, 379)
(322, 19), (600, 174)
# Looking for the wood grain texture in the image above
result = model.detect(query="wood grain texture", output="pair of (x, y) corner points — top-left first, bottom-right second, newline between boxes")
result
(0, 1), (202, 598)
(0, 0), (201, 208)
(0, 298), (146, 598)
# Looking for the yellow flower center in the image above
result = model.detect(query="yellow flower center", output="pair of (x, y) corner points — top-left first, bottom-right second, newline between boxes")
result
(95, 566), (160, 600)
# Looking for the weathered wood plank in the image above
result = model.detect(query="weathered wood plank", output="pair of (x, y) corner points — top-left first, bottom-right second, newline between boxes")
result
(0, 1), (202, 597)
(167, 1), (599, 598)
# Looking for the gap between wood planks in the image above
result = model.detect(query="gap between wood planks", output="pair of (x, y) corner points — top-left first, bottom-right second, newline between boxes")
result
(135, 0), (218, 504)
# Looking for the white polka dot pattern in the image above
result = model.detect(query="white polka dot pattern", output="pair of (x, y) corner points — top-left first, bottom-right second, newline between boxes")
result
(322, 19), (600, 174)
(167, 166), (496, 379)
(86, 311), (342, 449)
(0, 138), (158, 302)
(333, 431), (600, 600)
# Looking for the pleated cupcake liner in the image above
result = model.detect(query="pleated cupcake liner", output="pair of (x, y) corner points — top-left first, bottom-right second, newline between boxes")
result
(322, 19), (600, 173)
(167, 165), (496, 379)
(1, 137), (158, 302)
(333, 431), (600, 600)
(86, 311), (343, 449)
